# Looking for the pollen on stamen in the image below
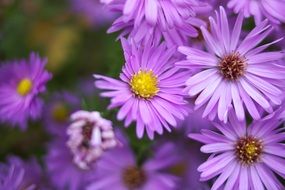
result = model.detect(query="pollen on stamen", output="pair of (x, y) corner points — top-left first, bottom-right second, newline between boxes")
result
(218, 52), (247, 80)
(236, 136), (263, 165)
(130, 70), (159, 99)
(17, 78), (33, 96)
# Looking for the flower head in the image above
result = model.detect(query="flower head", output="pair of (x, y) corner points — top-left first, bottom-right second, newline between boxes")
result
(44, 92), (80, 137)
(0, 52), (52, 129)
(45, 137), (90, 190)
(87, 131), (180, 190)
(227, 0), (285, 24)
(160, 111), (212, 190)
(189, 110), (285, 190)
(70, 0), (116, 28)
(176, 7), (285, 122)
(67, 110), (118, 170)
(95, 38), (189, 139)
(0, 156), (43, 190)
(102, 0), (208, 46)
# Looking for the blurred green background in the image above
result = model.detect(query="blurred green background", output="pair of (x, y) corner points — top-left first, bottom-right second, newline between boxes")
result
(0, 0), (129, 161)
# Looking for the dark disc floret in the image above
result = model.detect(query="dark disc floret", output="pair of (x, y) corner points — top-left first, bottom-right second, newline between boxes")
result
(122, 166), (146, 189)
(236, 136), (263, 165)
(218, 52), (247, 80)
(80, 122), (94, 148)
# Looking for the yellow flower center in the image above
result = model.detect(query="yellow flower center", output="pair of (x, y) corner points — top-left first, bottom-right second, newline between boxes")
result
(245, 143), (257, 155)
(17, 78), (33, 96)
(52, 104), (69, 123)
(130, 70), (158, 99)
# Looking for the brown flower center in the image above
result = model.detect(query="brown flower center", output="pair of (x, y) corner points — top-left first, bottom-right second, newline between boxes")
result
(81, 122), (94, 148)
(122, 166), (146, 189)
(236, 136), (263, 165)
(218, 52), (247, 80)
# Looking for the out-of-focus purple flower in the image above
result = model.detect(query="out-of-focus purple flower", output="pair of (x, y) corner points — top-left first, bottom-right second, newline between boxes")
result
(189, 110), (285, 190)
(171, 140), (209, 190)
(176, 7), (285, 123)
(0, 163), (33, 190)
(227, 0), (285, 24)
(95, 38), (189, 139)
(70, 0), (116, 28)
(178, 109), (214, 134)
(44, 92), (80, 137)
(67, 110), (118, 170)
(45, 137), (90, 190)
(87, 132), (180, 190)
(162, 111), (212, 190)
(0, 52), (52, 129)
(76, 77), (97, 97)
(0, 156), (44, 190)
(102, 0), (208, 46)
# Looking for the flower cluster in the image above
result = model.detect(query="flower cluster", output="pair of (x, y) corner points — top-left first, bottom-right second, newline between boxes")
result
(0, 0), (285, 190)
(101, 0), (209, 46)
(92, 1), (285, 189)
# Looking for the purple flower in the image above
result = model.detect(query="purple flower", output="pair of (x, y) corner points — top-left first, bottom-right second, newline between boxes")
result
(86, 132), (180, 190)
(95, 38), (189, 139)
(176, 7), (285, 122)
(227, 0), (285, 24)
(45, 137), (90, 190)
(189, 110), (285, 190)
(0, 52), (52, 129)
(102, 0), (207, 46)
(0, 156), (43, 190)
(70, 0), (116, 28)
(163, 112), (212, 190)
(67, 110), (118, 170)
(44, 92), (80, 137)
(178, 110), (214, 134)
(0, 163), (33, 190)
(176, 141), (209, 190)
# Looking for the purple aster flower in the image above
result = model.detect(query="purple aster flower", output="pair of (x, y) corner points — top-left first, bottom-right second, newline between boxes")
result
(45, 137), (90, 190)
(0, 156), (44, 190)
(86, 132), (180, 190)
(95, 38), (189, 139)
(162, 111), (212, 190)
(176, 7), (285, 122)
(0, 52), (52, 129)
(70, 0), (116, 28)
(271, 25), (285, 50)
(67, 110), (118, 170)
(227, 0), (285, 24)
(44, 92), (80, 137)
(175, 141), (209, 190)
(178, 109), (214, 134)
(189, 110), (285, 190)
(102, 0), (208, 46)
(76, 77), (98, 97)
(0, 163), (34, 190)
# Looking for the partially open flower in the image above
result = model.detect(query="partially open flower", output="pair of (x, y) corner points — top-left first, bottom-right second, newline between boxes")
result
(67, 110), (118, 169)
